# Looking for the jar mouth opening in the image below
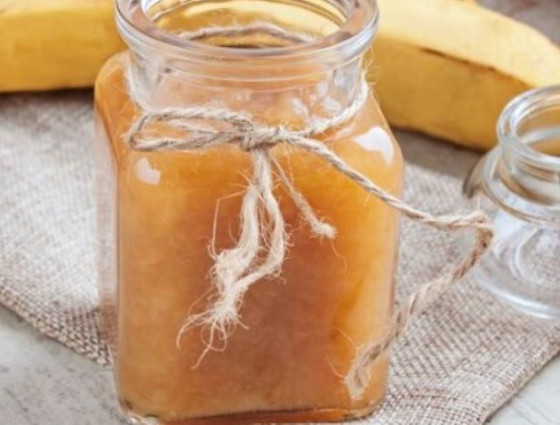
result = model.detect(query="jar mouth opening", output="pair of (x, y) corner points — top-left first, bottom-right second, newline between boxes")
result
(116, 0), (378, 66)
(498, 85), (560, 172)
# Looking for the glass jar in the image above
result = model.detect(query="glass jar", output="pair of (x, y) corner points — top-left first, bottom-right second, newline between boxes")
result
(94, 0), (403, 423)
(464, 85), (560, 319)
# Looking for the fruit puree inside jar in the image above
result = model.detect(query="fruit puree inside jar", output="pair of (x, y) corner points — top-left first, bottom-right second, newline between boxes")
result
(95, 2), (403, 423)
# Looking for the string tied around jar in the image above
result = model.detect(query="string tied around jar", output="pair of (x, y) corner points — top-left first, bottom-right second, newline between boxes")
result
(123, 24), (495, 401)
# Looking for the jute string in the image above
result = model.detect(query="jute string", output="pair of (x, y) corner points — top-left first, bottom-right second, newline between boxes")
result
(124, 24), (495, 400)
(177, 22), (317, 44)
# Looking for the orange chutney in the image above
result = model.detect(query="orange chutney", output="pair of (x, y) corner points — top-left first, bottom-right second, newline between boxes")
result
(95, 1), (403, 423)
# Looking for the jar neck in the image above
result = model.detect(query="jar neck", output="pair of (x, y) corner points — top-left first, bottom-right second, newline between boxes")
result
(117, 0), (377, 123)
(498, 85), (560, 206)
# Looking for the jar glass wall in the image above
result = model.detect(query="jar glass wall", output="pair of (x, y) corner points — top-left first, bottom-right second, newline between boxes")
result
(94, 0), (403, 423)
(464, 85), (560, 319)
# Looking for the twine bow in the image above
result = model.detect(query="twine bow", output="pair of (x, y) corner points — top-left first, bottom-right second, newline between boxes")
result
(125, 78), (494, 401)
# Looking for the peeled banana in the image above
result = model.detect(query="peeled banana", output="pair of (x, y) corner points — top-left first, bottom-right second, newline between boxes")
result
(1, 0), (560, 149)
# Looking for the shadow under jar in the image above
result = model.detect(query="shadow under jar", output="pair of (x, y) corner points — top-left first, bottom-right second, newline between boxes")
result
(94, 0), (403, 423)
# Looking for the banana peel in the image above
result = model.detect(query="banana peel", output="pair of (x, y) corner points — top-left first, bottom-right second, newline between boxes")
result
(0, 0), (123, 92)
(1, 0), (560, 149)
(373, 0), (560, 149)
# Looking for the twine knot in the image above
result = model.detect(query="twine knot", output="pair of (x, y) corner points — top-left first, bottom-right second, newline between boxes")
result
(238, 125), (295, 151)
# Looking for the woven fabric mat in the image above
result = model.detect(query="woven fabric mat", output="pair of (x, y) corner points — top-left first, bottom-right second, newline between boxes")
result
(1, 90), (560, 425)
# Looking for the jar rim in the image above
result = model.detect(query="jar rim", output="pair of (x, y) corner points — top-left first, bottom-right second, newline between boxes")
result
(116, 0), (378, 69)
(498, 85), (560, 172)
(469, 85), (560, 226)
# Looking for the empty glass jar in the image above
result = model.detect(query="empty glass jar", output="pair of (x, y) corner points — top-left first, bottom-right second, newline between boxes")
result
(464, 85), (560, 319)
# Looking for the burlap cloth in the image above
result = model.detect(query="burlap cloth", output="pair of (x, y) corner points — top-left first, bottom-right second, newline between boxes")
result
(1, 88), (560, 424)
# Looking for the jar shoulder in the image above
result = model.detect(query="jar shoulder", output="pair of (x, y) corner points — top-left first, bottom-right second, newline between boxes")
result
(94, 52), (135, 161)
(94, 52), (403, 192)
(343, 95), (403, 172)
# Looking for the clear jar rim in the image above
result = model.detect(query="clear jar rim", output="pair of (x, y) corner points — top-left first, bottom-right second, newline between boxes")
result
(465, 85), (560, 227)
(116, 0), (379, 72)
(498, 84), (560, 172)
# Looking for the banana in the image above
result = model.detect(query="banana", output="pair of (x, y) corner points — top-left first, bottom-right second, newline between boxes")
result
(373, 0), (560, 149)
(1, 0), (560, 149)
(0, 0), (123, 92)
